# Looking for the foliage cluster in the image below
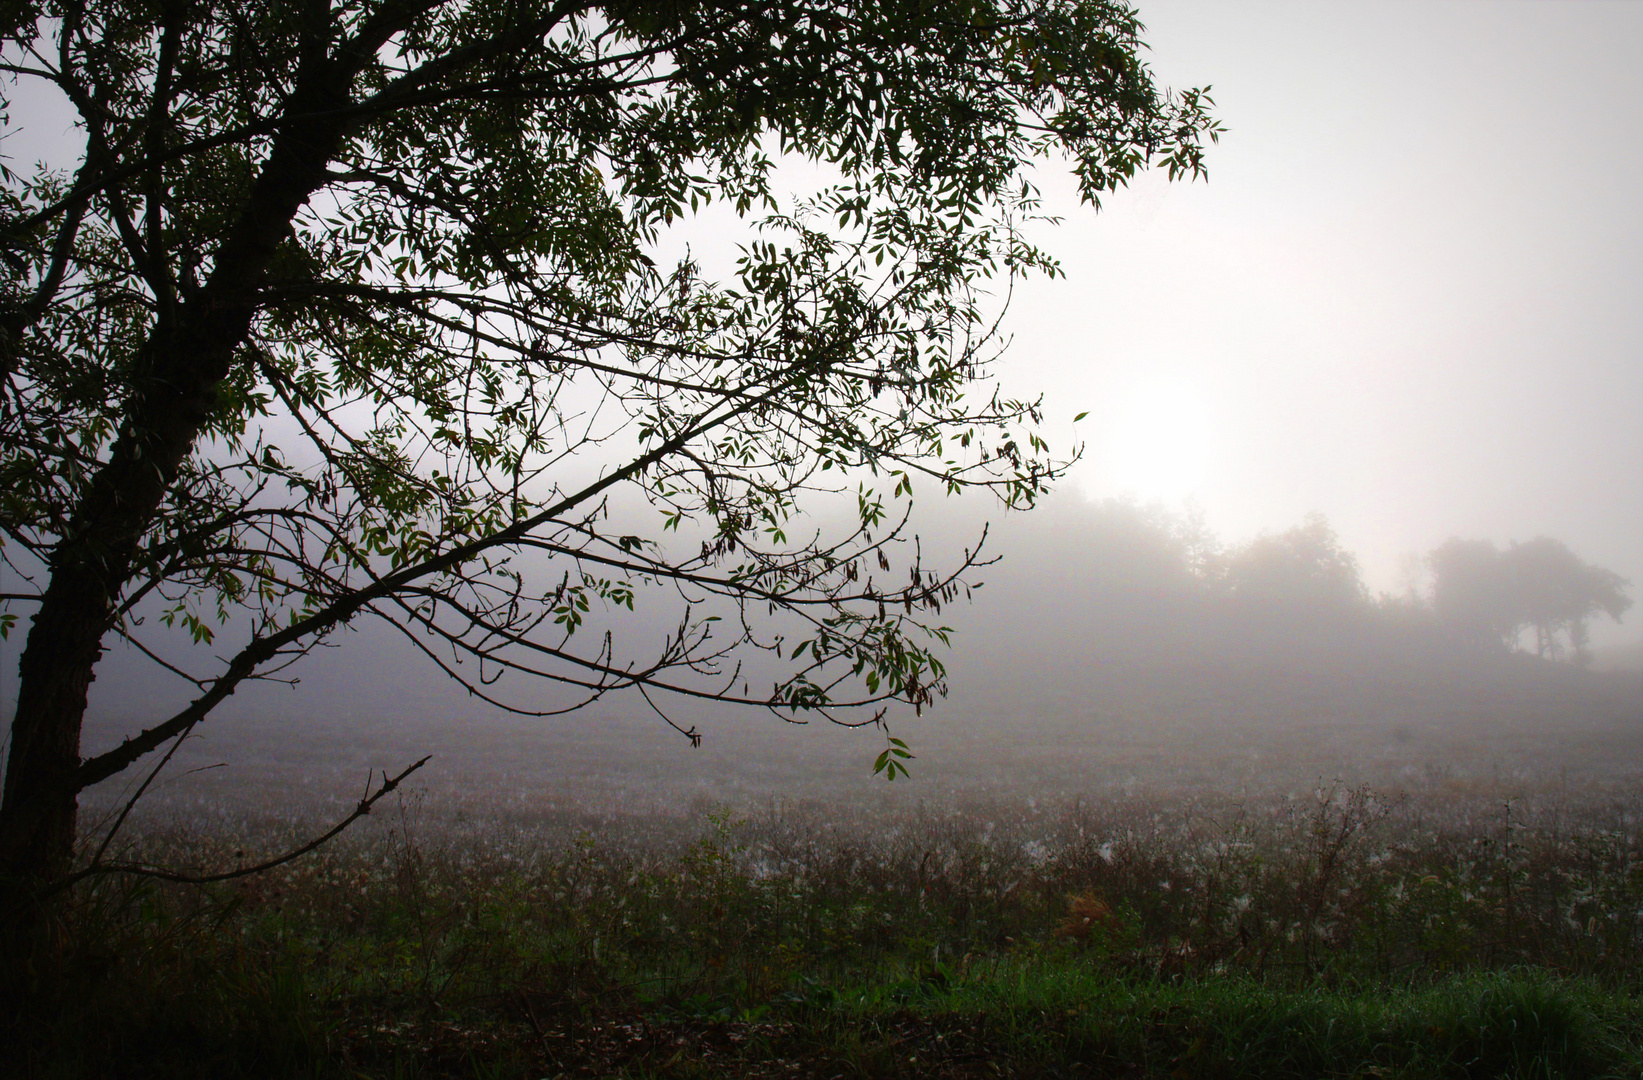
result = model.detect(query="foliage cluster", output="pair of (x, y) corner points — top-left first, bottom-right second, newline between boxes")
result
(0, 0), (1224, 907)
(8, 787), (1641, 1076)
(1429, 537), (1633, 663)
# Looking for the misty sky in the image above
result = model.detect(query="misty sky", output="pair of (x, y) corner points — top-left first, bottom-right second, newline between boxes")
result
(1000, 1), (1642, 642)
(3, 1), (1640, 649)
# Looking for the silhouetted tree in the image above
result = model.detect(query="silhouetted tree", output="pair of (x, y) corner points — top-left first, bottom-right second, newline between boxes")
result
(0, 0), (1218, 929)
(1429, 536), (1631, 663)
(1503, 537), (1631, 664)
(1429, 538), (1517, 649)
(1217, 513), (1365, 611)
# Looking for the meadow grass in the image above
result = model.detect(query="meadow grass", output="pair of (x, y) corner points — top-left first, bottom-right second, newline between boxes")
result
(8, 785), (1641, 1078)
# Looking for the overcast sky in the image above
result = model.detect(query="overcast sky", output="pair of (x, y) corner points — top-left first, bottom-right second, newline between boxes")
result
(3, 1), (1639, 649)
(998, 0), (1641, 641)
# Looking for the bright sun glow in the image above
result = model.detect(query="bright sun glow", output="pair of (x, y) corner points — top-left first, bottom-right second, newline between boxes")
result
(1089, 375), (1215, 503)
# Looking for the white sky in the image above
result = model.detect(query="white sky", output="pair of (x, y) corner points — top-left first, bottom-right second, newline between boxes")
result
(3, 1), (1640, 644)
(1000, 0), (1642, 641)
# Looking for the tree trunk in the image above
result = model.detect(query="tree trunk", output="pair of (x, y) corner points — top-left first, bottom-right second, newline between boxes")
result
(0, 569), (111, 908)
(0, 68), (354, 936)
(0, 318), (238, 929)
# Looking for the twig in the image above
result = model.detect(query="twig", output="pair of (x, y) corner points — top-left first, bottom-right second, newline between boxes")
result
(41, 756), (431, 897)
(87, 716), (205, 870)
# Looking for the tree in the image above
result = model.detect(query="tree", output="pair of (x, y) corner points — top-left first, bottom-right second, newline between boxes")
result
(1502, 537), (1631, 664)
(0, 0), (1219, 922)
(1429, 537), (1515, 649)
(1428, 536), (1632, 663)
(1217, 512), (1366, 611)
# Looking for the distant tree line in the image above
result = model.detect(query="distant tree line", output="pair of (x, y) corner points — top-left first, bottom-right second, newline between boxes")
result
(1032, 501), (1632, 667)
(1209, 512), (1367, 612)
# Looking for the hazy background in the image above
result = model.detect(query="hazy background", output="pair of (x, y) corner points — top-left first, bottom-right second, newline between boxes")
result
(3, 1), (1640, 812)
(1000, 0), (1642, 634)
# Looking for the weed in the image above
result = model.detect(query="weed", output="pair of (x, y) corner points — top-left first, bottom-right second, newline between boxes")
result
(9, 787), (1641, 1077)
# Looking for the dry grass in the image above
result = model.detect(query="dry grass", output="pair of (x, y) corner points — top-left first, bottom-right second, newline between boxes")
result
(26, 659), (1640, 1076)
(10, 780), (1642, 1078)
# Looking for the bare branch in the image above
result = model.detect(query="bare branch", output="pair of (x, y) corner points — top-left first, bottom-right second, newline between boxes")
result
(45, 756), (430, 895)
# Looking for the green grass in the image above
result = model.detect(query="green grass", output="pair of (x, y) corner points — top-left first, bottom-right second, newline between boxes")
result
(8, 790), (1642, 1077)
(11, 944), (1639, 1078)
(819, 964), (1637, 1079)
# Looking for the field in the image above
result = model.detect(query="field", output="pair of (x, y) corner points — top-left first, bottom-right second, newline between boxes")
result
(9, 660), (1643, 1078)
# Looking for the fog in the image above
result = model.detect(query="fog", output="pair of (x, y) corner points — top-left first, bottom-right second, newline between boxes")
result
(48, 488), (1641, 831)
(997, 2), (1643, 642)
(4, 1), (1641, 818)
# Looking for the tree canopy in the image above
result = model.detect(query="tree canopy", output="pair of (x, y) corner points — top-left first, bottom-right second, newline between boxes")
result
(1215, 512), (1365, 612)
(1430, 536), (1632, 663)
(0, 0), (1218, 904)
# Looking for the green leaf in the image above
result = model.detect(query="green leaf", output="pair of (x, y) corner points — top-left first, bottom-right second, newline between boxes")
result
(0, 0), (1218, 817)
